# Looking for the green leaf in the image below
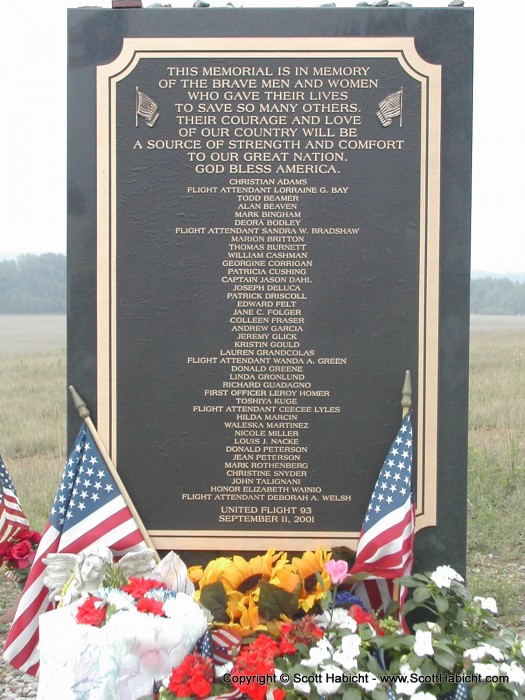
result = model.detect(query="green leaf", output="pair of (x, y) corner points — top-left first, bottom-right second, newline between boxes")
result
(258, 581), (299, 620)
(315, 570), (327, 593)
(394, 576), (421, 588)
(343, 687), (363, 700)
(371, 688), (388, 700)
(433, 647), (456, 672)
(471, 683), (491, 700)
(413, 586), (432, 602)
(199, 581), (229, 623)
(435, 595), (449, 613)
(407, 652), (420, 671)
(401, 598), (420, 614)
(420, 657), (438, 675)
(332, 546), (356, 564)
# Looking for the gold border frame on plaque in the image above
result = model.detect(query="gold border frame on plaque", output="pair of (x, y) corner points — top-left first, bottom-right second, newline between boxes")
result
(97, 37), (441, 551)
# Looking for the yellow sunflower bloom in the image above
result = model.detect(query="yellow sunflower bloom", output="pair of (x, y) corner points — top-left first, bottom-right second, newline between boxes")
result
(187, 565), (203, 584)
(220, 550), (286, 595)
(199, 556), (233, 587)
(224, 597), (268, 637)
(292, 548), (332, 612)
(269, 563), (301, 594)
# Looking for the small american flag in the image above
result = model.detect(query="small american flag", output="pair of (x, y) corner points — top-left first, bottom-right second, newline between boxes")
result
(2, 422), (147, 675)
(211, 628), (242, 666)
(136, 89), (159, 127)
(376, 89), (403, 127)
(196, 627), (243, 700)
(350, 413), (415, 618)
(0, 456), (29, 542)
(443, 681), (470, 700)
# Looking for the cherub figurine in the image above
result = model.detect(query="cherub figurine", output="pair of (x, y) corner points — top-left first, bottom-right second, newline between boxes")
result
(43, 545), (157, 606)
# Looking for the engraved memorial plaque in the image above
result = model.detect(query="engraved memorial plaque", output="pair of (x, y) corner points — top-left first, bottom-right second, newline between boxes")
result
(68, 9), (473, 571)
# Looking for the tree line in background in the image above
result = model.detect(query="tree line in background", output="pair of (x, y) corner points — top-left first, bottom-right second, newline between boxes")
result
(0, 254), (66, 313)
(0, 253), (524, 315)
(470, 276), (525, 315)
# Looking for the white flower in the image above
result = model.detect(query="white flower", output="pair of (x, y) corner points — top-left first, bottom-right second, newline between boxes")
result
(430, 565), (464, 589)
(162, 592), (208, 641)
(315, 608), (358, 632)
(99, 589), (135, 611)
(315, 664), (342, 695)
(357, 671), (380, 692)
(473, 662), (501, 679)
(300, 637), (333, 668)
(521, 639), (525, 658)
(500, 661), (525, 685)
(215, 662), (233, 679)
(414, 629), (434, 657)
(328, 608), (358, 631)
(425, 622), (441, 633)
(274, 668), (291, 685)
(395, 663), (421, 696)
(474, 596), (498, 614)
(332, 633), (361, 670)
(465, 643), (504, 662)
(293, 677), (311, 695)
(412, 693), (437, 700)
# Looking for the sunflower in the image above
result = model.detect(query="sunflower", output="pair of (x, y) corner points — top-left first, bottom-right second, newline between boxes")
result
(187, 565), (203, 585)
(220, 550), (286, 596)
(225, 597), (268, 637)
(215, 550), (291, 622)
(292, 548), (332, 612)
(268, 562), (301, 595)
(192, 556), (232, 603)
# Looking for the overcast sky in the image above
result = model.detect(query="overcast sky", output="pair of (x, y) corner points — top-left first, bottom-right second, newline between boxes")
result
(1, 0), (523, 273)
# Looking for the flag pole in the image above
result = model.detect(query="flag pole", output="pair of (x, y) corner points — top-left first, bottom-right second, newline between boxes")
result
(401, 369), (411, 418)
(68, 385), (160, 562)
(392, 370), (412, 604)
(399, 87), (403, 128)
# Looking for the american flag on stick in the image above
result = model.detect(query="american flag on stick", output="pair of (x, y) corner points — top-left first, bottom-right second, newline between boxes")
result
(2, 422), (148, 675)
(350, 412), (415, 614)
(136, 87), (159, 127)
(0, 456), (29, 543)
(376, 88), (403, 127)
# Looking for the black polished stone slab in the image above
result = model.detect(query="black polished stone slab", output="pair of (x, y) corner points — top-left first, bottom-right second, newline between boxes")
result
(68, 7), (473, 573)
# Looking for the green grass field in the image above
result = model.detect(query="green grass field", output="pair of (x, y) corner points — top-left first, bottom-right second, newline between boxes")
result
(0, 314), (523, 625)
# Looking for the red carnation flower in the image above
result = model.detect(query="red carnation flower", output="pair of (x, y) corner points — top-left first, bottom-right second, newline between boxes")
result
(136, 596), (165, 616)
(231, 635), (279, 700)
(190, 674), (213, 698)
(349, 604), (374, 626)
(279, 615), (323, 653)
(348, 604), (384, 634)
(122, 577), (166, 599)
(167, 654), (213, 698)
(76, 596), (108, 627)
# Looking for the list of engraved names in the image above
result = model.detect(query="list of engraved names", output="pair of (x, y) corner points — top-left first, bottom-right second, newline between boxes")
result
(121, 53), (420, 535)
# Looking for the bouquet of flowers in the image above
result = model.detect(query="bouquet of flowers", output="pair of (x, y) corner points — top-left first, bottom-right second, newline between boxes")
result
(157, 557), (525, 700)
(188, 548), (332, 635)
(39, 572), (210, 700)
(75, 575), (208, 633)
(0, 529), (42, 586)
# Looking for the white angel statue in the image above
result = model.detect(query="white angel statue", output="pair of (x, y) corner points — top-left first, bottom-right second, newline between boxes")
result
(43, 545), (157, 606)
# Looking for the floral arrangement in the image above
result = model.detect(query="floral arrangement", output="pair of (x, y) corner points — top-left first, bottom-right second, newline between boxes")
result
(0, 529), (42, 586)
(75, 576), (199, 628)
(155, 557), (525, 700)
(187, 548), (332, 635)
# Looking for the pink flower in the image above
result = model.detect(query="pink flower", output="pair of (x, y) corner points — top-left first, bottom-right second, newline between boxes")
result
(324, 559), (349, 585)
